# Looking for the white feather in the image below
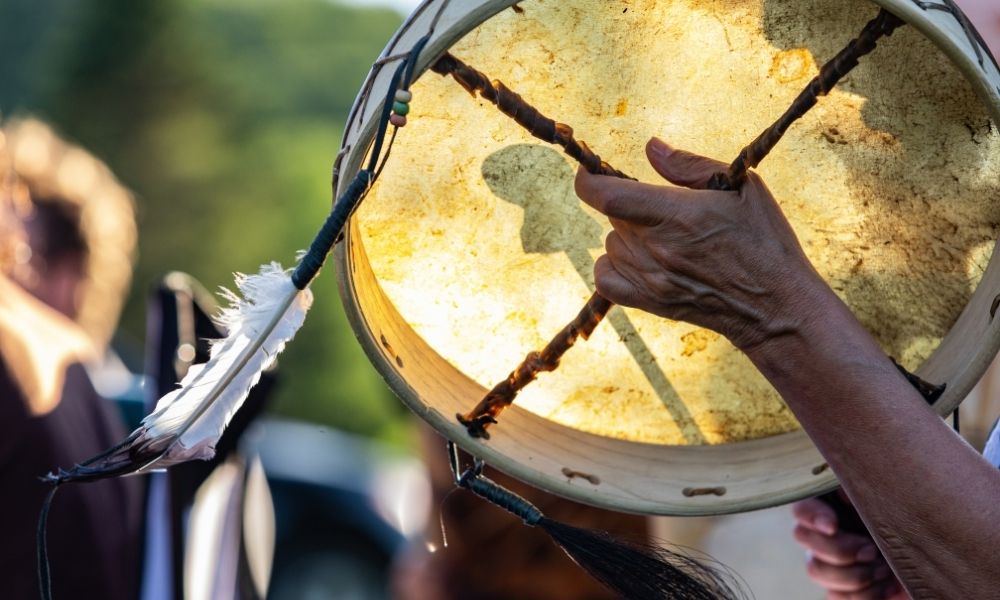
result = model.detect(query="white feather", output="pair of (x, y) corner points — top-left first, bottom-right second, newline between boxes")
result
(139, 262), (313, 467)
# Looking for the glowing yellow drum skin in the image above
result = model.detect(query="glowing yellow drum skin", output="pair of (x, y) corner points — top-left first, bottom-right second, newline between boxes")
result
(356, 0), (1000, 445)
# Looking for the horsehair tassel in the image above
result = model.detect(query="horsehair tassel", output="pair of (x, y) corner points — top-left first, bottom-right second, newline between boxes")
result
(36, 484), (59, 600)
(449, 7), (908, 438)
(453, 452), (745, 600)
(708, 8), (905, 191)
(459, 293), (612, 438)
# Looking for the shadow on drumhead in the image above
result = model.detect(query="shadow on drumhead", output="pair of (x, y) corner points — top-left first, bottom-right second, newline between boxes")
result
(481, 143), (706, 445)
(760, 0), (1000, 367)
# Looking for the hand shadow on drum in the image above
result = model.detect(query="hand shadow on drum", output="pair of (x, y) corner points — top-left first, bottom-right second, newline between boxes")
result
(760, 0), (1000, 366)
(482, 143), (705, 445)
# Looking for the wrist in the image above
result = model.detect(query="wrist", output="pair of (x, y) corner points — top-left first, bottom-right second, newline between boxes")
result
(740, 272), (889, 388)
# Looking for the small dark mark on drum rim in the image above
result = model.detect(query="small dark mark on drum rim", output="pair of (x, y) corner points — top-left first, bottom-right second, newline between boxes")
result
(561, 467), (600, 485)
(683, 486), (727, 497)
(812, 463), (830, 475)
(990, 294), (1000, 321)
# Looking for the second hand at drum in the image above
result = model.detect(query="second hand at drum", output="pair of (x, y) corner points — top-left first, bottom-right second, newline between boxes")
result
(435, 8), (905, 439)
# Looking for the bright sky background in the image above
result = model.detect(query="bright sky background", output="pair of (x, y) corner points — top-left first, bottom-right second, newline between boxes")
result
(337, 0), (422, 16)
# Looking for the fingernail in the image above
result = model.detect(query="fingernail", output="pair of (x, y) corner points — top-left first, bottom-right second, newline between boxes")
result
(815, 515), (836, 535)
(873, 564), (892, 581)
(856, 544), (878, 562)
(648, 137), (672, 157)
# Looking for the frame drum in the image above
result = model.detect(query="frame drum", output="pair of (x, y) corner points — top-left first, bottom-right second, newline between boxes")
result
(336, 0), (1000, 514)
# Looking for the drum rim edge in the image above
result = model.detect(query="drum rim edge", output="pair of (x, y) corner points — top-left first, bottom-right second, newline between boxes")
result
(333, 0), (1000, 515)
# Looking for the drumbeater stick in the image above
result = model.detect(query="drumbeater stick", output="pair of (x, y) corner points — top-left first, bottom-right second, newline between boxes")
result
(438, 8), (920, 439)
(707, 8), (904, 191)
(431, 53), (630, 438)
(460, 292), (613, 438)
(431, 54), (633, 180)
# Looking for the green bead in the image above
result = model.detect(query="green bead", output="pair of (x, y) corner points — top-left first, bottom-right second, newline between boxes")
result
(392, 101), (410, 116)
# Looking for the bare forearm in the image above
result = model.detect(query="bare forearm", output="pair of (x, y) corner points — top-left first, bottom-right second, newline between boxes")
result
(575, 141), (1000, 597)
(747, 280), (1000, 599)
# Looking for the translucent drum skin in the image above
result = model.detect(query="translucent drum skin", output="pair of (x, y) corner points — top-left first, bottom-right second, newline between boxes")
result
(336, 0), (1000, 515)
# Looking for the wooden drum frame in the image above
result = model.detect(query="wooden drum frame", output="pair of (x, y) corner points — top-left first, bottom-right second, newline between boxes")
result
(335, 0), (1000, 515)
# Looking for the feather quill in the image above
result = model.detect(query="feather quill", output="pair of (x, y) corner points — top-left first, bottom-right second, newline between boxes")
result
(47, 262), (312, 482)
(139, 262), (312, 466)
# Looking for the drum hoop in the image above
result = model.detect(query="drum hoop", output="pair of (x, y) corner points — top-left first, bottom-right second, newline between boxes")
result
(334, 0), (1000, 515)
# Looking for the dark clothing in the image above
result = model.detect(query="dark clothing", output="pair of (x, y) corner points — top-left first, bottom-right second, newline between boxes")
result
(0, 362), (143, 600)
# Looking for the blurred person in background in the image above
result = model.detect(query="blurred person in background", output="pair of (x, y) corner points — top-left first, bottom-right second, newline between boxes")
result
(0, 118), (143, 599)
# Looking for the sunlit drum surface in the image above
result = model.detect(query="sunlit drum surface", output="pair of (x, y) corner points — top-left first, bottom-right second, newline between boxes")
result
(356, 0), (1000, 445)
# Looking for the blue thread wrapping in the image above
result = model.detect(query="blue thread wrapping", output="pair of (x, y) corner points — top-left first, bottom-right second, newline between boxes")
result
(461, 473), (543, 526)
(291, 170), (372, 290)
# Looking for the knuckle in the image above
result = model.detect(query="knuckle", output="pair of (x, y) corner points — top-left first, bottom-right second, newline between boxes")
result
(648, 243), (673, 268)
(594, 254), (613, 276)
(745, 171), (765, 187)
(649, 268), (674, 295)
(806, 559), (826, 580)
(594, 274), (614, 299)
(793, 525), (815, 546)
(594, 274), (626, 305)
(605, 231), (621, 254)
(577, 173), (609, 209)
(601, 193), (626, 217)
(793, 500), (820, 520)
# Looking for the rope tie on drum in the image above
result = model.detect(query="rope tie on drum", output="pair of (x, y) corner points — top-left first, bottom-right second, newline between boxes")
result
(446, 442), (747, 600)
(293, 32), (430, 290)
(436, 8), (945, 440)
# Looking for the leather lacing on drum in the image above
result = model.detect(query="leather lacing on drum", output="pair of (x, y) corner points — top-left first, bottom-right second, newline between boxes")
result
(436, 8), (946, 440)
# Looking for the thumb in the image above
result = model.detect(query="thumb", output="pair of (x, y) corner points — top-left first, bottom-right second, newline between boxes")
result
(646, 137), (730, 190)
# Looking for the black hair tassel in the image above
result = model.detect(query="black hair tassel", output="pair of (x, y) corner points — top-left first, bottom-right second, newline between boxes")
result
(448, 443), (746, 600)
(36, 483), (60, 600)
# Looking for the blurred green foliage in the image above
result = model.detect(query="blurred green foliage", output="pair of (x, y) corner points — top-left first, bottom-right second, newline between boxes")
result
(0, 0), (416, 444)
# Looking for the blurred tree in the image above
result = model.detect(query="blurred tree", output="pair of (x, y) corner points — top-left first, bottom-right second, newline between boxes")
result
(0, 0), (413, 443)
